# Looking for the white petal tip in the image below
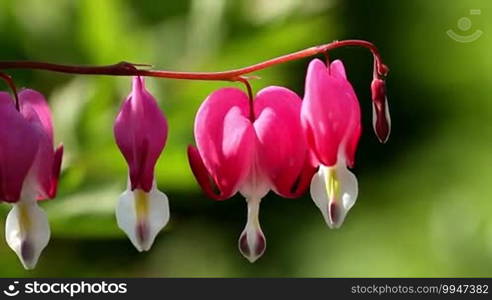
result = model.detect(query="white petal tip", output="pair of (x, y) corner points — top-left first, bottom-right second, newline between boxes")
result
(18, 241), (38, 270)
(310, 164), (358, 230)
(238, 229), (266, 263)
(238, 198), (266, 263)
(116, 184), (170, 252)
(246, 256), (260, 263)
(327, 223), (342, 230)
(133, 222), (154, 252)
(325, 202), (345, 229)
(6, 202), (51, 270)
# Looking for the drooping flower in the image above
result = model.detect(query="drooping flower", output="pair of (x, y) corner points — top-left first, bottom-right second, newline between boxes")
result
(188, 86), (314, 262)
(301, 59), (361, 229)
(114, 76), (169, 252)
(0, 89), (63, 269)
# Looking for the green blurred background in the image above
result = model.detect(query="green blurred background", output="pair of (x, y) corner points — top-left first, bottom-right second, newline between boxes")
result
(0, 0), (491, 277)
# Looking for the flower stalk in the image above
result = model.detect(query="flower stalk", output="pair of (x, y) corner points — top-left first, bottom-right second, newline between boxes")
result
(0, 40), (388, 82)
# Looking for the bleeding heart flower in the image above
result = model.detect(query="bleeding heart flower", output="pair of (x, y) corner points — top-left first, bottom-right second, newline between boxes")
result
(188, 86), (315, 262)
(0, 89), (63, 269)
(301, 59), (361, 229)
(114, 76), (169, 252)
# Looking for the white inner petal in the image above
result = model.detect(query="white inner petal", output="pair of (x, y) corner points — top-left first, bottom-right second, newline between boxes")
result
(5, 199), (50, 270)
(239, 151), (270, 200)
(309, 160), (358, 229)
(116, 179), (170, 252)
(238, 197), (266, 263)
(4, 150), (53, 270)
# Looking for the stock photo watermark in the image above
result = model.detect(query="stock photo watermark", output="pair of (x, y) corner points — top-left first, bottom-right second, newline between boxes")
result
(446, 9), (482, 43)
(3, 281), (20, 297)
(2, 280), (127, 298)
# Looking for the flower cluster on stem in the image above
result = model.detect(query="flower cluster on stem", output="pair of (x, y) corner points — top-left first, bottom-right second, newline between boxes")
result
(0, 39), (389, 267)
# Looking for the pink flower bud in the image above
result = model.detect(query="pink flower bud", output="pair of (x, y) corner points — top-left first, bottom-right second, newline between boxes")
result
(371, 78), (391, 143)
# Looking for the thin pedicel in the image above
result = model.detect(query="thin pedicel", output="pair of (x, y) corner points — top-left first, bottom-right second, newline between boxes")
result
(0, 40), (388, 81)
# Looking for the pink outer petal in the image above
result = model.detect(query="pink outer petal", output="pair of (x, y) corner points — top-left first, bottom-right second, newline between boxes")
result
(333, 60), (361, 167)
(46, 145), (63, 199)
(114, 77), (168, 192)
(0, 92), (40, 203)
(33, 144), (64, 201)
(330, 60), (347, 79)
(18, 90), (63, 200)
(191, 88), (255, 200)
(301, 59), (361, 167)
(344, 110), (361, 168)
(19, 89), (54, 142)
(30, 131), (54, 200)
(253, 86), (311, 198)
(292, 153), (318, 197)
(187, 146), (224, 200)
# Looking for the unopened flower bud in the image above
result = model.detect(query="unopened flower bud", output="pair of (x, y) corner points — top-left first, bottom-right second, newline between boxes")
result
(371, 78), (391, 143)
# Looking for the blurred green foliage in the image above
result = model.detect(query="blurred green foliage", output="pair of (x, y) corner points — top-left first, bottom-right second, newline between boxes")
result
(0, 0), (491, 277)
